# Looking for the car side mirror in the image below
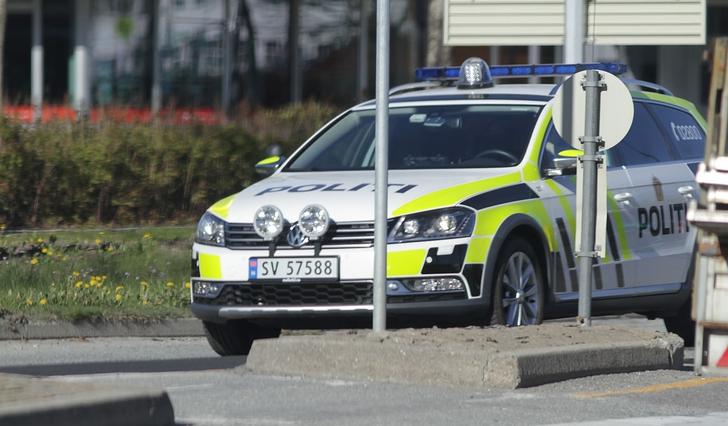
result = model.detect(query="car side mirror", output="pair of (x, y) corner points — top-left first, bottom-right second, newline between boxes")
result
(255, 155), (286, 176)
(545, 149), (582, 177)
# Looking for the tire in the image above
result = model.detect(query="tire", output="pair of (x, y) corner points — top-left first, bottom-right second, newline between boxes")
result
(663, 300), (695, 347)
(490, 238), (545, 326)
(203, 320), (280, 356)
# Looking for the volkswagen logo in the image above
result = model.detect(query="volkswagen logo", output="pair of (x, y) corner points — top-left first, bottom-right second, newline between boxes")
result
(286, 224), (309, 248)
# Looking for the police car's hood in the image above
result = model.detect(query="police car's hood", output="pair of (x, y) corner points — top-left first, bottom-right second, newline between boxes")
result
(218, 169), (512, 223)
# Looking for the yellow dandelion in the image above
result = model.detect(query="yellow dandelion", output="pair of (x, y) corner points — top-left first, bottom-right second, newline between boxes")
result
(47, 250), (54, 256)
(72, 271), (80, 277)
(41, 247), (48, 254)
(75, 281), (83, 289)
(102, 275), (107, 280)
(184, 282), (191, 290)
(95, 238), (102, 245)
(143, 233), (153, 240)
(142, 300), (149, 305)
(165, 282), (175, 288)
(114, 293), (123, 302)
(115, 285), (124, 293)
(26, 298), (33, 306)
(36, 238), (44, 243)
(106, 246), (113, 252)
(39, 298), (48, 306)
(84, 283), (90, 289)
(30, 258), (39, 265)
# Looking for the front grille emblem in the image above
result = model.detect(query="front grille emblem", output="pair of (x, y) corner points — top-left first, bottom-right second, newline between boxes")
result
(287, 224), (309, 248)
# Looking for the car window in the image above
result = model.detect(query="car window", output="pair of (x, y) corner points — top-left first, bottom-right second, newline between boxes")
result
(285, 105), (542, 171)
(647, 103), (705, 160)
(540, 123), (618, 173)
(609, 103), (677, 166)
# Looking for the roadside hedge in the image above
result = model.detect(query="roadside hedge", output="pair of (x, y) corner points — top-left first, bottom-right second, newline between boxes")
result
(0, 102), (337, 228)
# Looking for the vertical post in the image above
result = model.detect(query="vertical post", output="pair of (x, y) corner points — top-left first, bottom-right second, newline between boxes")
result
(288, 0), (301, 103)
(151, 0), (162, 115)
(528, 45), (540, 84)
(221, 0), (236, 117)
(564, 0), (584, 63)
(357, 0), (368, 102)
(31, 0), (43, 123)
(576, 69), (605, 327)
(373, 0), (389, 332)
(73, 0), (90, 119)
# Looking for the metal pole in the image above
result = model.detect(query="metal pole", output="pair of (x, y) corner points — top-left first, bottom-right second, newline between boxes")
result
(357, 0), (369, 102)
(564, 0), (584, 63)
(576, 69), (604, 327)
(528, 45), (540, 84)
(31, 0), (43, 123)
(74, 0), (90, 119)
(373, 0), (389, 332)
(151, 0), (162, 115)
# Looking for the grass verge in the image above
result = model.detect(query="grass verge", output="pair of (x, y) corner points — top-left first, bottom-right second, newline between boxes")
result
(0, 226), (193, 321)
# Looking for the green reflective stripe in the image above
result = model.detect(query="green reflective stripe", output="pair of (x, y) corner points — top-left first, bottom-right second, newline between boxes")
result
(607, 194), (632, 260)
(465, 237), (492, 263)
(209, 194), (236, 220)
(544, 179), (576, 227)
(639, 92), (707, 130)
(387, 249), (426, 276)
(256, 156), (281, 166)
(199, 253), (222, 279)
(522, 107), (553, 182)
(558, 149), (583, 158)
(474, 200), (555, 251)
(393, 172), (521, 216)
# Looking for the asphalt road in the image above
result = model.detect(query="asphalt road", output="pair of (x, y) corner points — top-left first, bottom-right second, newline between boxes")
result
(1, 316), (727, 426)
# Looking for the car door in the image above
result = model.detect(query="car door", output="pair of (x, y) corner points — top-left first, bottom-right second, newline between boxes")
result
(608, 102), (691, 291)
(538, 123), (635, 299)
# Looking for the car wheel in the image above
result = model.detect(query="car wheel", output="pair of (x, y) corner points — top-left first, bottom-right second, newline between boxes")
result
(490, 238), (545, 326)
(203, 320), (280, 356)
(663, 300), (695, 347)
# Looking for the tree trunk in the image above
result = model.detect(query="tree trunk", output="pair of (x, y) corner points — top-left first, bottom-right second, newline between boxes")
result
(239, 0), (259, 108)
(426, 0), (450, 67)
(0, 0), (7, 112)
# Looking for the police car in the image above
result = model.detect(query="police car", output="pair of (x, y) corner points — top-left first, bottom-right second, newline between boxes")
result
(191, 58), (705, 355)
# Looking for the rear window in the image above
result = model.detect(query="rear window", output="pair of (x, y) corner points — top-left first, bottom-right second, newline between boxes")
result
(648, 103), (705, 160)
(609, 103), (677, 167)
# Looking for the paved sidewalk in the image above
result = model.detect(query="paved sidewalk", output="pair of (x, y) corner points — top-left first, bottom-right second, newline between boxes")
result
(0, 373), (174, 425)
(0, 317), (203, 340)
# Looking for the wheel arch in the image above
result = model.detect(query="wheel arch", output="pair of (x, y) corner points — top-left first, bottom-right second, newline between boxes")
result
(481, 214), (552, 312)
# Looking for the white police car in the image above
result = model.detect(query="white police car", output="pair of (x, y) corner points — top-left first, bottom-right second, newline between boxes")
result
(191, 58), (705, 355)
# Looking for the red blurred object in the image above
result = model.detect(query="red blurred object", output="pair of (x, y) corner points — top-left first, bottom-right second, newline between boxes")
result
(3, 105), (222, 125)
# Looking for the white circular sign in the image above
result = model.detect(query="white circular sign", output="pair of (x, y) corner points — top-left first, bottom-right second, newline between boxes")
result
(552, 70), (634, 150)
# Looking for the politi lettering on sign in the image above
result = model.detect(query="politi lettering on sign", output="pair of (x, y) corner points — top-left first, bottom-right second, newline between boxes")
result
(638, 203), (690, 238)
(255, 183), (418, 196)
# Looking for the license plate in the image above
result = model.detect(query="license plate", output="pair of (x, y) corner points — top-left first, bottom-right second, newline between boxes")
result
(249, 257), (339, 281)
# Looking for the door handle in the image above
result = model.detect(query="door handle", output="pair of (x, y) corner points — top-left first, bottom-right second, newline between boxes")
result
(678, 186), (695, 199)
(613, 192), (633, 207)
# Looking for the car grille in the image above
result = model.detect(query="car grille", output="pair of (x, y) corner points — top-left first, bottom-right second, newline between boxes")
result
(225, 221), (377, 249)
(194, 282), (373, 306)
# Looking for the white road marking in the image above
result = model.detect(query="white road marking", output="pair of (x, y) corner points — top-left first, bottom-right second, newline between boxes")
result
(175, 417), (297, 425)
(547, 412), (728, 426)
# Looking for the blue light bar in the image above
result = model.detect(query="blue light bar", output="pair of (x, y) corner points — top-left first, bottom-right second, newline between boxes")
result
(415, 62), (627, 82)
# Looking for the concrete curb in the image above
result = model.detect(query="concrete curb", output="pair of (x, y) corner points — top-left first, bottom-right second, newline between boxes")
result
(0, 317), (204, 340)
(0, 374), (175, 426)
(246, 326), (684, 389)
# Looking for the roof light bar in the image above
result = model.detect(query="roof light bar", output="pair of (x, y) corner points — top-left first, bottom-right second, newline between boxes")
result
(415, 62), (627, 82)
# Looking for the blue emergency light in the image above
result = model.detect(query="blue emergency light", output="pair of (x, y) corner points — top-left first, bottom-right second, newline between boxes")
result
(415, 58), (627, 88)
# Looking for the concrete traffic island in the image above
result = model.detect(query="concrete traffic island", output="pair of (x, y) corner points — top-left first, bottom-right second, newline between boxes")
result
(247, 324), (684, 388)
(0, 373), (175, 426)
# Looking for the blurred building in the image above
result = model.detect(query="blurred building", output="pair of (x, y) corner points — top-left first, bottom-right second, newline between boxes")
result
(1, 0), (727, 121)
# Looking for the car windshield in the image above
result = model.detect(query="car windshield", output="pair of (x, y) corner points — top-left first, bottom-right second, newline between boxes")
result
(285, 104), (542, 171)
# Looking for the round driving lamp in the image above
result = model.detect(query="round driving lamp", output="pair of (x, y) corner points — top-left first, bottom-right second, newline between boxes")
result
(253, 205), (285, 240)
(298, 204), (330, 239)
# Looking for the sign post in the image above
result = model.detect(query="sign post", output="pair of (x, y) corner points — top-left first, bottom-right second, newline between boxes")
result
(373, 0), (389, 332)
(553, 70), (634, 327)
(575, 70), (605, 326)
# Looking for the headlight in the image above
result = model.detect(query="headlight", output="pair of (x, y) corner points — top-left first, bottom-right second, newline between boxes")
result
(253, 205), (285, 240)
(389, 207), (474, 243)
(196, 212), (226, 246)
(299, 204), (330, 239)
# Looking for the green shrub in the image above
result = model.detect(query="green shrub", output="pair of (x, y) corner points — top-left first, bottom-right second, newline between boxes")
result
(0, 102), (337, 228)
